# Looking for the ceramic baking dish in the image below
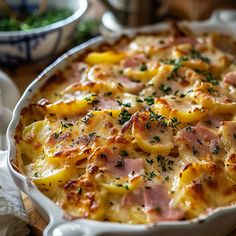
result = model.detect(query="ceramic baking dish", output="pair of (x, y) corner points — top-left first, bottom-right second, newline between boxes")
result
(6, 10), (236, 236)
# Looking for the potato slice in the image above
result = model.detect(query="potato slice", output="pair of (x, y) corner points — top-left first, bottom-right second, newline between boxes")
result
(153, 96), (207, 123)
(84, 51), (126, 65)
(33, 166), (79, 198)
(172, 162), (236, 218)
(132, 111), (174, 154)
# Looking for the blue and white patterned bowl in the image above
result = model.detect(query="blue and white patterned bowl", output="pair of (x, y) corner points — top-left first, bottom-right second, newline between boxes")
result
(0, 0), (88, 64)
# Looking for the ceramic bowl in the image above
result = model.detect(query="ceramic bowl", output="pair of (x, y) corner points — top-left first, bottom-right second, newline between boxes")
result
(0, 0), (88, 64)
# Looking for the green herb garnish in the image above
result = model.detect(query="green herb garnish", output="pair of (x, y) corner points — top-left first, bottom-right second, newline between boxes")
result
(139, 63), (148, 71)
(144, 96), (154, 106)
(0, 9), (73, 31)
(159, 84), (172, 94)
(118, 110), (131, 125)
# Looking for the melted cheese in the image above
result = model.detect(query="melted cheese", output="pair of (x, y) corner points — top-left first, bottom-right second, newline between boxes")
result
(15, 31), (236, 224)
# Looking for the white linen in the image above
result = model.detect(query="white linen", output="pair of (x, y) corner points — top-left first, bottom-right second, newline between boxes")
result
(0, 151), (29, 236)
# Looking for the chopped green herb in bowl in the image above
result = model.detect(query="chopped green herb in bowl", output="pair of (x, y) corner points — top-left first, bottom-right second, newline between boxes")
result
(0, 9), (73, 31)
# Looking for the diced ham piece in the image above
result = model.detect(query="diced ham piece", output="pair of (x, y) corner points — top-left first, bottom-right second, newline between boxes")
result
(174, 37), (197, 45)
(223, 72), (236, 87)
(95, 96), (118, 110)
(199, 115), (227, 129)
(122, 183), (184, 222)
(121, 54), (147, 68)
(117, 76), (144, 94)
(176, 125), (221, 157)
(144, 183), (184, 222)
(97, 148), (145, 177)
(121, 188), (143, 207)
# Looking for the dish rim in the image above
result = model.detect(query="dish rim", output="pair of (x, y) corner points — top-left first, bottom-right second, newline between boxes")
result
(6, 14), (236, 234)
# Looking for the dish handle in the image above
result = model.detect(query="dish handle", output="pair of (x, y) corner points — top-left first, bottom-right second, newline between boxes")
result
(44, 221), (99, 236)
(44, 219), (129, 236)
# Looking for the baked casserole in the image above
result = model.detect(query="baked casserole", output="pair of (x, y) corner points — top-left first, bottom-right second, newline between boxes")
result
(15, 29), (236, 224)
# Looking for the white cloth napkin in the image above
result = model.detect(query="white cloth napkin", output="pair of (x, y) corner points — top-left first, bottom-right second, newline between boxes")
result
(0, 151), (29, 236)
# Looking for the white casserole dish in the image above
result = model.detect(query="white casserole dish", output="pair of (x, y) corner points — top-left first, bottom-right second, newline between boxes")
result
(6, 10), (236, 236)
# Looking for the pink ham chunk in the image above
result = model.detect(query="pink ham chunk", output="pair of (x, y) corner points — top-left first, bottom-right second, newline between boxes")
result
(122, 183), (184, 222)
(97, 148), (145, 177)
(117, 76), (144, 94)
(121, 188), (143, 207)
(174, 37), (197, 45)
(95, 96), (118, 110)
(223, 72), (236, 87)
(144, 183), (184, 222)
(176, 125), (222, 158)
(199, 115), (228, 129)
(121, 54), (147, 68)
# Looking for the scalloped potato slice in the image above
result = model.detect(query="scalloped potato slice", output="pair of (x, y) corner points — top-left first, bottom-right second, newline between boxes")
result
(101, 176), (144, 194)
(194, 82), (236, 112)
(153, 96), (208, 123)
(23, 120), (51, 144)
(61, 175), (107, 220)
(46, 97), (95, 117)
(20, 120), (52, 160)
(132, 112), (174, 154)
(84, 51), (126, 65)
(172, 162), (236, 218)
(123, 68), (158, 81)
(33, 166), (80, 198)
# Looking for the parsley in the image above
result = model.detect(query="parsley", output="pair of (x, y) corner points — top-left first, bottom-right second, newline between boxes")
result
(167, 60), (183, 81)
(115, 158), (125, 167)
(81, 112), (94, 124)
(165, 176), (169, 181)
(34, 172), (39, 178)
(60, 121), (73, 128)
(149, 110), (180, 129)
(146, 159), (154, 165)
(136, 98), (143, 103)
(104, 92), (112, 97)
(88, 132), (96, 139)
(77, 187), (83, 195)
(139, 63), (148, 71)
(157, 155), (174, 172)
(120, 151), (129, 157)
(115, 184), (129, 190)
(117, 100), (131, 107)
(159, 84), (172, 94)
(169, 117), (181, 129)
(195, 69), (219, 85)
(118, 110), (131, 125)
(84, 94), (100, 106)
(164, 49), (210, 81)
(53, 132), (60, 139)
(150, 136), (160, 144)
(144, 96), (154, 106)
(188, 49), (210, 63)
(149, 171), (157, 179)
